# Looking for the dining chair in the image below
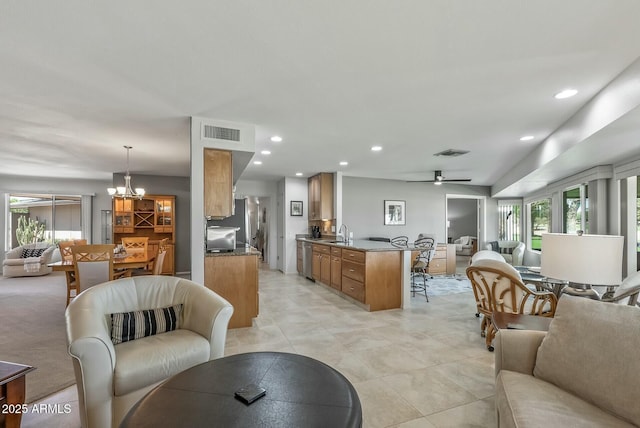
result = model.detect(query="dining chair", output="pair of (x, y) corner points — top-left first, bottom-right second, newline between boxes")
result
(70, 244), (116, 301)
(132, 238), (168, 276)
(121, 237), (149, 258)
(60, 239), (89, 306)
(411, 236), (435, 301)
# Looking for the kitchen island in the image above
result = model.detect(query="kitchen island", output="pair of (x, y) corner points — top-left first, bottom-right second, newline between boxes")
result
(204, 247), (260, 328)
(297, 238), (456, 311)
(297, 238), (405, 311)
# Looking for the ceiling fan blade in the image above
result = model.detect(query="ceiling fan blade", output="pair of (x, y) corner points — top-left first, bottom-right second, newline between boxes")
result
(406, 179), (436, 182)
(443, 178), (472, 182)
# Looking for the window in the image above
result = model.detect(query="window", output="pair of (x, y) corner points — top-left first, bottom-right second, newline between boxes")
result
(563, 185), (588, 234)
(9, 194), (82, 247)
(529, 199), (551, 251)
(498, 201), (521, 241)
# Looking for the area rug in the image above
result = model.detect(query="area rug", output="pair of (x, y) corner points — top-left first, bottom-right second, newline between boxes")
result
(0, 272), (75, 403)
(422, 275), (472, 296)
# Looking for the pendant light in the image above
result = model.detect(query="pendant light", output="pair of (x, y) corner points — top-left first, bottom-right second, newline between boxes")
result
(107, 146), (145, 199)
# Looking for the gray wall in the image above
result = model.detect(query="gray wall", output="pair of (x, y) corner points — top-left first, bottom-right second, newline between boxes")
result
(342, 177), (493, 244)
(448, 199), (478, 240)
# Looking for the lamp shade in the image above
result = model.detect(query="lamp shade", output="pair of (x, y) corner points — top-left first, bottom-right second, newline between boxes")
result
(540, 233), (623, 285)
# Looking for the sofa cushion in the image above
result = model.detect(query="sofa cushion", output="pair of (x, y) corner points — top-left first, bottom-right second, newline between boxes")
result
(21, 247), (46, 258)
(499, 246), (514, 255)
(533, 296), (640, 426)
(113, 329), (210, 396)
(110, 304), (183, 345)
(497, 370), (635, 428)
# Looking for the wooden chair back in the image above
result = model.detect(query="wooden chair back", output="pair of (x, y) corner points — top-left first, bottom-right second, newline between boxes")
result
(121, 237), (149, 258)
(71, 244), (115, 294)
(59, 239), (89, 261)
(153, 249), (167, 275)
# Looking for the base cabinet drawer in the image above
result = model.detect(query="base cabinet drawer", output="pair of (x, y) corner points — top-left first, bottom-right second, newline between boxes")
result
(428, 258), (446, 274)
(341, 276), (365, 302)
(342, 260), (365, 282)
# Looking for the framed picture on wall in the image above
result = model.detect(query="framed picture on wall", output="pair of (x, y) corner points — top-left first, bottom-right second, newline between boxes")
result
(290, 201), (303, 216)
(384, 200), (406, 225)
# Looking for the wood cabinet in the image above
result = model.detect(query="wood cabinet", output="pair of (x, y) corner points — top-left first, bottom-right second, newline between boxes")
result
(330, 247), (342, 290)
(204, 148), (233, 219)
(113, 199), (134, 233)
(312, 244), (331, 285)
(204, 254), (258, 329)
(427, 244), (456, 275)
(308, 173), (334, 220)
(112, 194), (175, 274)
(341, 249), (401, 311)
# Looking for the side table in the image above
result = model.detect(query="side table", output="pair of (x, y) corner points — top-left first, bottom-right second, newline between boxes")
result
(0, 361), (35, 428)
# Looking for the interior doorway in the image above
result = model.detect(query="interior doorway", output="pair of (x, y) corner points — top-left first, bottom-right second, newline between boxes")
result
(446, 195), (486, 270)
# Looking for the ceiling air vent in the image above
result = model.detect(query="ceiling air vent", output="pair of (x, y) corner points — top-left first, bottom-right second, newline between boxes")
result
(433, 149), (470, 157)
(202, 124), (241, 142)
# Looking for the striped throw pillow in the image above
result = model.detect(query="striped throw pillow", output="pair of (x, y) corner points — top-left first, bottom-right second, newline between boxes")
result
(21, 248), (46, 258)
(110, 304), (183, 345)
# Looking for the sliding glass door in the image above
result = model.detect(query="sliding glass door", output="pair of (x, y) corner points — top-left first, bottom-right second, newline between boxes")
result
(8, 194), (82, 247)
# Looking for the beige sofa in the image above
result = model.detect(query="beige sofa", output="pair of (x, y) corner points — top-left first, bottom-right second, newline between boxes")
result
(2, 243), (55, 277)
(66, 275), (234, 428)
(495, 296), (640, 427)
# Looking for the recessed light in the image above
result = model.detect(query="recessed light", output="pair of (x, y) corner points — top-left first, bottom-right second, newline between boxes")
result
(253, 161), (262, 165)
(520, 135), (534, 141)
(371, 146), (382, 152)
(295, 172), (303, 176)
(554, 89), (578, 99)
(261, 150), (271, 155)
(270, 136), (282, 142)
(339, 161), (348, 166)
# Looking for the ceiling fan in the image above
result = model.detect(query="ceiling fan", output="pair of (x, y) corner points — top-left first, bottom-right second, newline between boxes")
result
(408, 170), (471, 185)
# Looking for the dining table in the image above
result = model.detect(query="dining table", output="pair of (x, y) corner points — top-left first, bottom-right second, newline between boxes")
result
(49, 252), (156, 280)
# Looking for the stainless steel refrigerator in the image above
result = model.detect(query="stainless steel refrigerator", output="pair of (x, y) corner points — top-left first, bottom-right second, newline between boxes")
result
(206, 198), (250, 248)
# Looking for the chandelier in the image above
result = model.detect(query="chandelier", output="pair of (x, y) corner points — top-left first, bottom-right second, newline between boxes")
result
(107, 146), (146, 199)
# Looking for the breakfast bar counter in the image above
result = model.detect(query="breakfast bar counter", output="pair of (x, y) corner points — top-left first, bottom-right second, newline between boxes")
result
(204, 247), (260, 328)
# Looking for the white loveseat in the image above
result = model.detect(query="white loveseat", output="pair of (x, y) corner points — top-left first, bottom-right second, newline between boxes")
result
(66, 275), (234, 428)
(2, 243), (55, 277)
(485, 240), (525, 265)
(495, 296), (640, 427)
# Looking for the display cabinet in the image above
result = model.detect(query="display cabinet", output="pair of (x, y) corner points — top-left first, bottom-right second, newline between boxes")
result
(112, 194), (176, 274)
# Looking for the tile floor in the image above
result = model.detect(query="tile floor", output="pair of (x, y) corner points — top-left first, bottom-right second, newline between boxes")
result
(22, 263), (496, 428)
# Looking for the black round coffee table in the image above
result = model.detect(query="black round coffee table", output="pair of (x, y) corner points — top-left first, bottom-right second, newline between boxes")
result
(120, 352), (362, 428)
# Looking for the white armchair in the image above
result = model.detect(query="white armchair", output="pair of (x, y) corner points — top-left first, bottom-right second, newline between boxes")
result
(65, 275), (234, 428)
(2, 243), (55, 277)
(454, 236), (477, 256)
(485, 240), (525, 265)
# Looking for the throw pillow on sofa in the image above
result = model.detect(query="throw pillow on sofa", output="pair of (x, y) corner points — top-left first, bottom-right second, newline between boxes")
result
(21, 248), (46, 258)
(533, 296), (640, 426)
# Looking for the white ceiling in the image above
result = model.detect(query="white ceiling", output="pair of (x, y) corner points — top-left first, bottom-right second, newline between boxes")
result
(2, 1), (640, 196)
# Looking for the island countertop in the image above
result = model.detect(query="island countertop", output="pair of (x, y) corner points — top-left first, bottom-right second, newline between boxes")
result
(205, 247), (261, 257)
(296, 237), (405, 251)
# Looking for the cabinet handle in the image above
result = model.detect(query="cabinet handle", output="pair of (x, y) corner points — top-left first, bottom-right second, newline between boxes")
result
(350, 287), (355, 291)
(349, 269), (355, 272)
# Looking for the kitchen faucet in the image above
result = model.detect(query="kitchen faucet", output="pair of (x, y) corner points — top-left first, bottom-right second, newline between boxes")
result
(338, 224), (349, 243)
